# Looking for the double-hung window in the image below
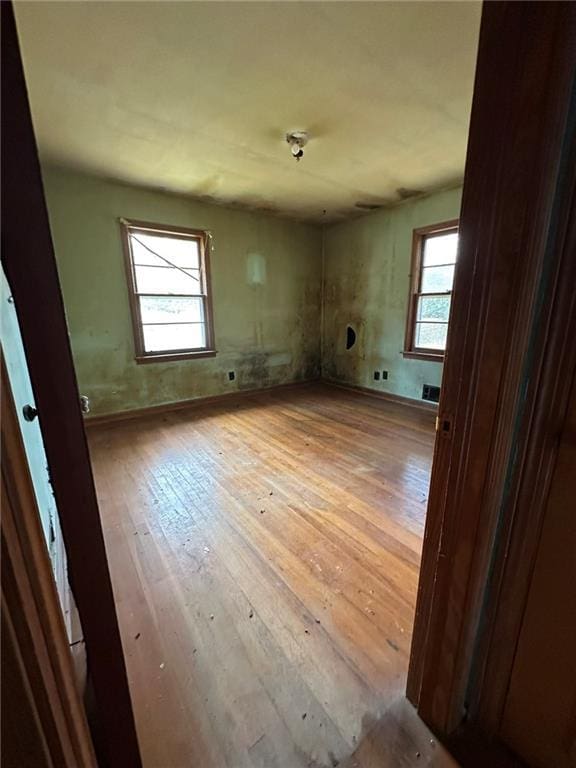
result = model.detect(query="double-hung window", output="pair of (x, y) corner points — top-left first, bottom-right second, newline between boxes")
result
(121, 219), (215, 363)
(404, 219), (459, 362)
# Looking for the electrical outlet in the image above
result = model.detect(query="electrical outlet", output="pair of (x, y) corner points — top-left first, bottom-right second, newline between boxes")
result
(382, 370), (388, 380)
(374, 371), (380, 381)
(228, 371), (236, 381)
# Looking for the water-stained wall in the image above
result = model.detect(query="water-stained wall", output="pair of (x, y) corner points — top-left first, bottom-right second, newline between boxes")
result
(44, 166), (462, 414)
(322, 187), (462, 401)
(43, 167), (322, 416)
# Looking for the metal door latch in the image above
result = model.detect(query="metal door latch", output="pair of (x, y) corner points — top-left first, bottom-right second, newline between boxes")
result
(436, 414), (453, 437)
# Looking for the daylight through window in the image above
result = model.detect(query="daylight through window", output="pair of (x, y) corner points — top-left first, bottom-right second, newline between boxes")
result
(404, 220), (459, 361)
(121, 219), (215, 362)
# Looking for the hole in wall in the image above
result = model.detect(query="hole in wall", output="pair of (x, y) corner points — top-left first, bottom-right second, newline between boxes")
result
(346, 326), (356, 350)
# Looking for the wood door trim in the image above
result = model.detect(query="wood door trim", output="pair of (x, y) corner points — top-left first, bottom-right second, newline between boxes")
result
(407, 1), (576, 734)
(473, 84), (576, 734)
(1, 4), (142, 765)
(1, 357), (97, 768)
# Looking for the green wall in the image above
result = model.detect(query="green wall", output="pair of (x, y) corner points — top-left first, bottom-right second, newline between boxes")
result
(43, 166), (461, 414)
(42, 166), (322, 416)
(322, 187), (462, 401)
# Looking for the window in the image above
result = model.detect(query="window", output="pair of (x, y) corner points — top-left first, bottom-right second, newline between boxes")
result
(404, 219), (459, 362)
(120, 219), (215, 363)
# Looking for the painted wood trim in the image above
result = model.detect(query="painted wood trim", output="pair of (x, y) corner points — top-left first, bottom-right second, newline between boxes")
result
(1, 5), (142, 764)
(119, 217), (209, 241)
(321, 378), (438, 416)
(407, 0), (576, 736)
(1, 357), (97, 768)
(84, 379), (321, 427)
(135, 349), (217, 364)
(402, 350), (444, 363)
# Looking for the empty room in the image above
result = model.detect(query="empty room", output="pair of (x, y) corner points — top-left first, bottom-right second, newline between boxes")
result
(4, 2), (575, 768)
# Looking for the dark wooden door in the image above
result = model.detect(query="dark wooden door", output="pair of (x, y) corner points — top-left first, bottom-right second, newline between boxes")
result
(1, 3), (141, 765)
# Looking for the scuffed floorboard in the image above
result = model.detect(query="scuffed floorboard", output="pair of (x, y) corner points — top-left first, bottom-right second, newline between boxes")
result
(88, 383), (446, 768)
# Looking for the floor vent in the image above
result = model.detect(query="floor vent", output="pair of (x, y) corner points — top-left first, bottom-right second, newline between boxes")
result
(422, 384), (440, 403)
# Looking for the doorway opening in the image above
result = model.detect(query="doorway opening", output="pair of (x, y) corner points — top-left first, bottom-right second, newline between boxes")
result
(8, 3), (574, 768)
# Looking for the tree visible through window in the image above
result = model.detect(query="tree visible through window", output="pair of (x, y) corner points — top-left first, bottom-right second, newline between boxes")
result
(404, 220), (459, 361)
(120, 219), (215, 362)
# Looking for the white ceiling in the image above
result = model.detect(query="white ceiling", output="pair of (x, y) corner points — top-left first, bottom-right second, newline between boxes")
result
(15, 1), (481, 222)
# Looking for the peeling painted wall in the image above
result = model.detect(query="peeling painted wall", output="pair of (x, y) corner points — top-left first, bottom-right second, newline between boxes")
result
(322, 187), (462, 401)
(42, 167), (322, 416)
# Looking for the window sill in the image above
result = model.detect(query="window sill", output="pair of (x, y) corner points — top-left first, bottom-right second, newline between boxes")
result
(403, 350), (445, 363)
(135, 350), (217, 365)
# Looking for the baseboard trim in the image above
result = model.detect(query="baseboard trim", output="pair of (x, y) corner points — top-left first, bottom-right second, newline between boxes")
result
(84, 379), (319, 428)
(85, 377), (437, 428)
(321, 378), (439, 414)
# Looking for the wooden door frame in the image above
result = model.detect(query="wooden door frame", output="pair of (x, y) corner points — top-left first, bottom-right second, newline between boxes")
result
(472, 71), (576, 736)
(1, 357), (97, 768)
(408, 0), (576, 738)
(1, 4), (141, 765)
(3, 0), (574, 760)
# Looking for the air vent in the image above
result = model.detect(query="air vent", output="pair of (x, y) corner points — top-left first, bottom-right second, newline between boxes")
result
(422, 384), (440, 403)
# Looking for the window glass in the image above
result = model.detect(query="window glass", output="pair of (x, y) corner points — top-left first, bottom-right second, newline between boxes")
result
(415, 322), (448, 350)
(131, 234), (200, 269)
(122, 221), (213, 359)
(417, 295), (451, 323)
(143, 323), (206, 352)
(405, 222), (458, 358)
(134, 265), (200, 295)
(420, 265), (455, 293)
(422, 232), (458, 267)
(139, 296), (204, 324)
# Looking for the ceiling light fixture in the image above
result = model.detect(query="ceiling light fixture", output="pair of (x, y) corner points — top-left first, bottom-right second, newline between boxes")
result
(286, 131), (308, 162)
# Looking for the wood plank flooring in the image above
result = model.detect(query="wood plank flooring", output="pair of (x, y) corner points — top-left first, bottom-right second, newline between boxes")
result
(88, 383), (449, 768)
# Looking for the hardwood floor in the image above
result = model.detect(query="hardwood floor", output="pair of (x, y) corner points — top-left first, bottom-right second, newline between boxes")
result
(88, 383), (450, 768)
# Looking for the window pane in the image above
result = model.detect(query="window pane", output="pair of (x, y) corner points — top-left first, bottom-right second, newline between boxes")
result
(423, 231), (458, 267)
(417, 295), (451, 322)
(142, 323), (206, 352)
(130, 233), (200, 269)
(415, 322), (448, 350)
(134, 265), (200, 295)
(421, 264), (454, 293)
(140, 296), (204, 324)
